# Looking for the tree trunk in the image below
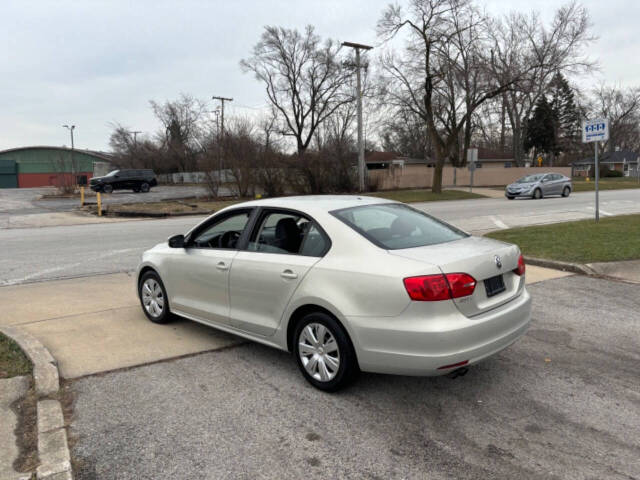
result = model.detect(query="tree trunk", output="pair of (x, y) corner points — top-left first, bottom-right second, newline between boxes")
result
(432, 160), (444, 193)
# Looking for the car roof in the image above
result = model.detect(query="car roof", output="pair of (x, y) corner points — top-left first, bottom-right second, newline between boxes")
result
(233, 195), (397, 213)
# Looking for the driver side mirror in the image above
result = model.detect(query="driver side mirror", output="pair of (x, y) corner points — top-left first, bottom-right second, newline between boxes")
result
(168, 234), (185, 248)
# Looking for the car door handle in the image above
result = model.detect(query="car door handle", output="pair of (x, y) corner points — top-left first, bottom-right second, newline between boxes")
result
(216, 261), (229, 271)
(281, 269), (298, 279)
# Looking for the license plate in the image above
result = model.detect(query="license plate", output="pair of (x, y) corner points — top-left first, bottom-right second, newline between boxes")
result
(484, 275), (506, 297)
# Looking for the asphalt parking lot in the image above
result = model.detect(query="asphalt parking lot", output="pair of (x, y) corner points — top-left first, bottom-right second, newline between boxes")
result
(69, 275), (640, 480)
(6, 185), (211, 214)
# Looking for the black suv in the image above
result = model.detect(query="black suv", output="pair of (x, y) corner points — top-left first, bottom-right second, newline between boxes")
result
(90, 169), (157, 193)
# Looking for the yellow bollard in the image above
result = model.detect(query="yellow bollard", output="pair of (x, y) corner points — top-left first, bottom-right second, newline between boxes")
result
(97, 192), (102, 216)
(80, 186), (85, 207)
(586, 177), (590, 182)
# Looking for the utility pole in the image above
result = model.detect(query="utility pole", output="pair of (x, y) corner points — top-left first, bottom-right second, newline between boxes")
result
(212, 96), (233, 177)
(342, 41), (372, 192)
(127, 130), (142, 147)
(62, 125), (76, 185)
(212, 109), (221, 181)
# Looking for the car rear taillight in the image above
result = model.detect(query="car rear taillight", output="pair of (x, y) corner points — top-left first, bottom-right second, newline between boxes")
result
(445, 273), (477, 298)
(403, 273), (476, 301)
(514, 254), (526, 276)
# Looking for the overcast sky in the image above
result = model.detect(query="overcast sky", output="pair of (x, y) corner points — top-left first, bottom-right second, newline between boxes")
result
(1, 0), (638, 151)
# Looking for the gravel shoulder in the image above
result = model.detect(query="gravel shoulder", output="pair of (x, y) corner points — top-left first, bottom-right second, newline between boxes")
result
(69, 276), (640, 480)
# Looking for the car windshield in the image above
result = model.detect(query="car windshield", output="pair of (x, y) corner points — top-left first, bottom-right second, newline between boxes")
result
(105, 170), (119, 177)
(516, 174), (544, 183)
(331, 203), (468, 250)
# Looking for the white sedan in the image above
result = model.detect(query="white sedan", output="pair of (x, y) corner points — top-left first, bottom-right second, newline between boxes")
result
(137, 195), (531, 391)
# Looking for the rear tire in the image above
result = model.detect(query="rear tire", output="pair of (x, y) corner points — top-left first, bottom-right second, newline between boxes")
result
(293, 312), (359, 392)
(562, 186), (571, 197)
(533, 188), (542, 200)
(102, 184), (113, 194)
(140, 182), (150, 193)
(138, 271), (173, 324)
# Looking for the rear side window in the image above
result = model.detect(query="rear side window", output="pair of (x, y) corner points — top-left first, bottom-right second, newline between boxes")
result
(248, 210), (329, 256)
(332, 203), (467, 250)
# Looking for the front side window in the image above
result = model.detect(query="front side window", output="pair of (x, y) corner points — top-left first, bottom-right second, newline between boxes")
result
(248, 211), (329, 256)
(191, 211), (250, 249)
(332, 203), (467, 250)
(516, 174), (544, 183)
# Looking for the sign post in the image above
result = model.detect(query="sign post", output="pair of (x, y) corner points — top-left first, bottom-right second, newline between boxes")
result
(467, 148), (478, 193)
(582, 119), (609, 222)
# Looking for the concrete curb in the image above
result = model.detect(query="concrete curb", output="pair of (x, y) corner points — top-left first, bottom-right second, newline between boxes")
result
(108, 209), (211, 218)
(0, 326), (73, 480)
(524, 256), (597, 275)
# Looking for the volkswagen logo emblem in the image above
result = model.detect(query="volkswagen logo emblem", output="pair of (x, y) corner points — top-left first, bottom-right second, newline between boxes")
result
(494, 255), (502, 269)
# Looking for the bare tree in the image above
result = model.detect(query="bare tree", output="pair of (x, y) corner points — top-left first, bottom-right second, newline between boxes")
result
(379, 107), (431, 159)
(224, 117), (260, 197)
(490, 3), (594, 164)
(378, 0), (527, 192)
(589, 84), (640, 153)
(240, 25), (354, 158)
(377, 0), (594, 191)
(251, 112), (290, 197)
(150, 94), (207, 172)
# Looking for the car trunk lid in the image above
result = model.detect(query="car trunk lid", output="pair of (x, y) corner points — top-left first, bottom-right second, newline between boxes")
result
(390, 236), (523, 317)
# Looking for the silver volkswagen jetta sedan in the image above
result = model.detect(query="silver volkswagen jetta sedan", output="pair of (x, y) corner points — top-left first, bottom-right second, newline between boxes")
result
(505, 172), (572, 200)
(137, 196), (531, 391)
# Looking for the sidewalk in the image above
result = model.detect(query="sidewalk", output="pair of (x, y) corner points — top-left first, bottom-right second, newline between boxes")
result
(446, 187), (506, 199)
(588, 259), (640, 283)
(0, 274), (242, 378)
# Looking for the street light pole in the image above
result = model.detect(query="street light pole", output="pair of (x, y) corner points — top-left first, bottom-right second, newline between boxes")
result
(342, 41), (372, 192)
(212, 96), (233, 178)
(62, 125), (76, 185)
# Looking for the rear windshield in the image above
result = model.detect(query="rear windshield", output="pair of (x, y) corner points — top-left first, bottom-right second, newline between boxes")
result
(331, 203), (468, 250)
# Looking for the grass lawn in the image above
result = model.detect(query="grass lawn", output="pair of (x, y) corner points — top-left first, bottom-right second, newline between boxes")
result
(571, 176), (640, 192)
(370, 189), (486, 203)
(0, 332), (32, 378)
(486, 214), (640, 264)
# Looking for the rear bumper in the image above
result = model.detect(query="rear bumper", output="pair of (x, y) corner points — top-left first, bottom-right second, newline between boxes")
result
(347, 288), (531, 376)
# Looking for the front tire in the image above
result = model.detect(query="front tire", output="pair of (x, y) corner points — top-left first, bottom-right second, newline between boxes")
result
(102, 184), (113, 194)
(138, 271), (173, 324)
(506, 196), (515, 200)
(562, 186), (571, 197)
(293, 312), (359, 392)
(140, 182), (150, 193)
(533, 188), (542, 200)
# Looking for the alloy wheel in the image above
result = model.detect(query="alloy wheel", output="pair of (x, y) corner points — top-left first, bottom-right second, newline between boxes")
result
(141, 278), (164, 318)
(298, 323), (341, 382)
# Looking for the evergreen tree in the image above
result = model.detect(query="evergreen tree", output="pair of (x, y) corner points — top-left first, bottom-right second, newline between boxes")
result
(548, 72), (580, 153)
(524, 95), (557, 159)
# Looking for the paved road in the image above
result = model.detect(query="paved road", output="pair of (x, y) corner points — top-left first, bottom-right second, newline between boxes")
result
(1, 189), (639, 286)
(69, 276), (640, 480)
